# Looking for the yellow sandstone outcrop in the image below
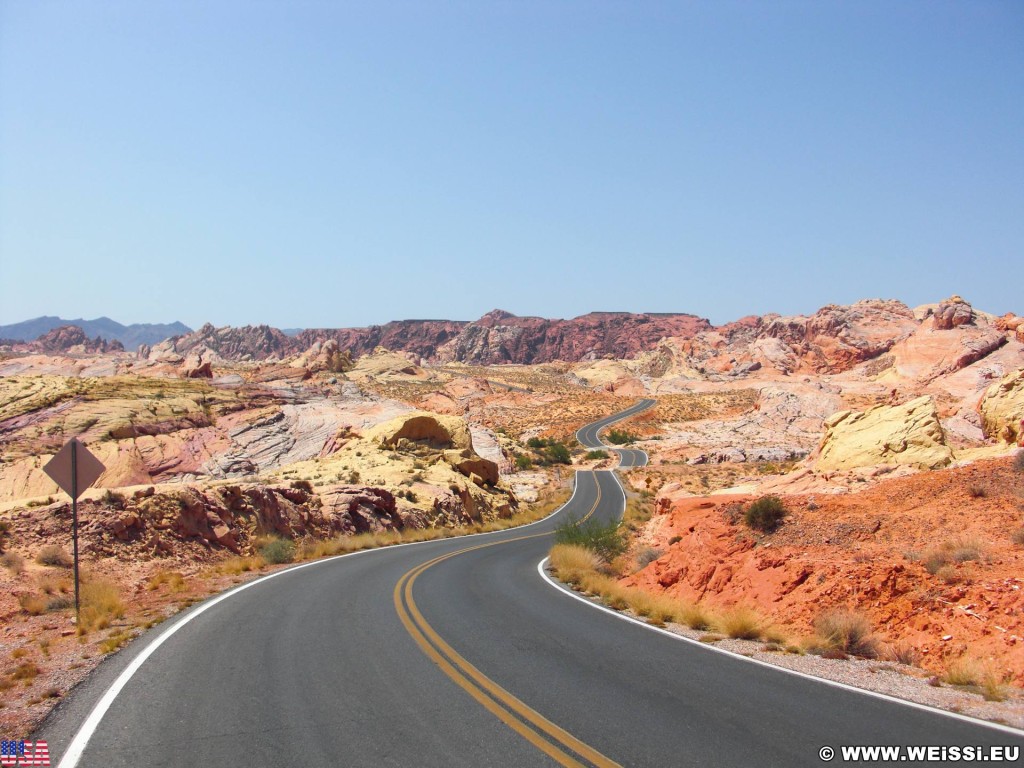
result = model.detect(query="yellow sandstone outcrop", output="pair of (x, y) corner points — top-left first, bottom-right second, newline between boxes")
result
(979, 369), (1024, 445)
(816, 396), (953, 471)
(367, 411), (499, 485)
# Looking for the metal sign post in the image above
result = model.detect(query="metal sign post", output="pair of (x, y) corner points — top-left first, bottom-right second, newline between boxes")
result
(71, 441), (80, 619)
(43, 438), (105, 626)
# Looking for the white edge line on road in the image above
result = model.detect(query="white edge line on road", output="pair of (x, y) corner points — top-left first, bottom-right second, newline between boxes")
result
(537, 470), (1024, 739)
(56, 471), (588, 768)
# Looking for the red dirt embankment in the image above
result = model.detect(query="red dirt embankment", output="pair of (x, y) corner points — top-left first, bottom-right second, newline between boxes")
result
(624, 456), (1024, 683)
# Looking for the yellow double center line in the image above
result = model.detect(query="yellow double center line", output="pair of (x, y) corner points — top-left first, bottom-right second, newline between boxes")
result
(393, 473), (620, 768)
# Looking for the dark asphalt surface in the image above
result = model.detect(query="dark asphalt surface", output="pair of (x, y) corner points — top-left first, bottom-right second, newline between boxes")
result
(575, 398), (654, 468)
(37, 402), (1024, 767)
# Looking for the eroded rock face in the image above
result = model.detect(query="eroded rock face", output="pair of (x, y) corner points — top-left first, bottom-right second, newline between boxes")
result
(979, 369), (1024, 445)
(932, 296), (975, 330)
(150, 323), (294, 362)
(436, 311), (712, 364)
(36, 326), (122, 354)
(676, 300), (919, 375)
(816, 396), (953, 470)
(149, 311), (712, 365)
(69, 482), (406, 556)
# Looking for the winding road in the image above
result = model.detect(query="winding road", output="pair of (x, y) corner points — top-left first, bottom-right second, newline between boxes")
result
(39, 402), (1023, 766)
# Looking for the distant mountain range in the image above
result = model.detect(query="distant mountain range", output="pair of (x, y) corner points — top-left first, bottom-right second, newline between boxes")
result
(0, 316), (191, 351)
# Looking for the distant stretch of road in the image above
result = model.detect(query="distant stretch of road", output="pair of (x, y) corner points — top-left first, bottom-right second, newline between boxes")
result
(575, 397), (655, 468)
(40, 401), (1022, 766)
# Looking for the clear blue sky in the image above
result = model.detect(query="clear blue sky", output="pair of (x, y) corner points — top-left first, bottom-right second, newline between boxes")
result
(1, 1), (1021, 330)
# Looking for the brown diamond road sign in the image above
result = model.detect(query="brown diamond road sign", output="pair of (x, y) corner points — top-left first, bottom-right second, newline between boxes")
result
(43, 438), (106, 499)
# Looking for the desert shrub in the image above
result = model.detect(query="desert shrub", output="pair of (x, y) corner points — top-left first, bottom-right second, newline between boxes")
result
(585, 450), (608, 460)
(967, 484), (987, 498)
(635, 547), (663, 569)
(526, 437), (546, 449)
(46, 594), (74, 611)
(813, 609), (878, 658)
(258, 537), (295, 565)
(715, 606), (764, 640)
(102, 489), (126, 508)
(1012, 527), (1024, 547)
(554, 516), (626, 562)
(78, 578), (126, 634)
(1015, 451), (1024, 472)
(606, 429), (636, 445)
(0, 520), (10, 551)
(36, 544), (73, 568)
(935, 565), (961, 584)
(290, 479), (313, 492)
(743, 496), (787, 533)
(668, 535), (682, 545)
(678, 603), (716, 631)
(514, 454), (533, 470)
(1, 551), (25, 573)
(546, 442), (571, 465)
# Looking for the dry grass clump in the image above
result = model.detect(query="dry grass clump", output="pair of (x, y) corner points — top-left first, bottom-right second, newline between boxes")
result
(943, 657), (1008, 701)
(18, 594), (47, 616)
(11, 661), (40, 681)
(548, 544), (724, 631)
(812, 609), (878, 658)
(882, 639), (922, 667)
(634, 547), (663, 570)
(99, 629), (135, 655)
(626, 590), (681, 627)
(1011, 526), (1024, 547)
(922, 537), (988, 575)
(78, 578), (126, 634)
(36, 544), (73, 568)
(147, 570), (187, 592)
(217, 555), (266, 575)
(715, 606), (765, 640)
(548, 544), (603, 585)
(38, 573), (72, 596)
(677, 603), (716, 631)
(1, 551), (25, 573)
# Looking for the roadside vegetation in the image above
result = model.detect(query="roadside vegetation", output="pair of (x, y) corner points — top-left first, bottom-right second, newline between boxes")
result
(743, 495), (788, 533)
(517, 436), (572, 467)
(605, 428), (637, 445)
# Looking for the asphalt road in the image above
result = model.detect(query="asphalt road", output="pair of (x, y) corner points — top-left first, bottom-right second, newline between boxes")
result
(38, 402), (1023, 767)
(575, 398), (655, 468)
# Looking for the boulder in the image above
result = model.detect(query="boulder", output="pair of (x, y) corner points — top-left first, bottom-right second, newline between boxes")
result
(979, 369), (1024, 445)
(816, 396), (953, 471)
(932, 296), (975, 330)
(368, 412), (472, 450)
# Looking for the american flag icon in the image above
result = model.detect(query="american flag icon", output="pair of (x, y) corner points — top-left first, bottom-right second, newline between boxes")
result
(0, 740), (50, 767)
